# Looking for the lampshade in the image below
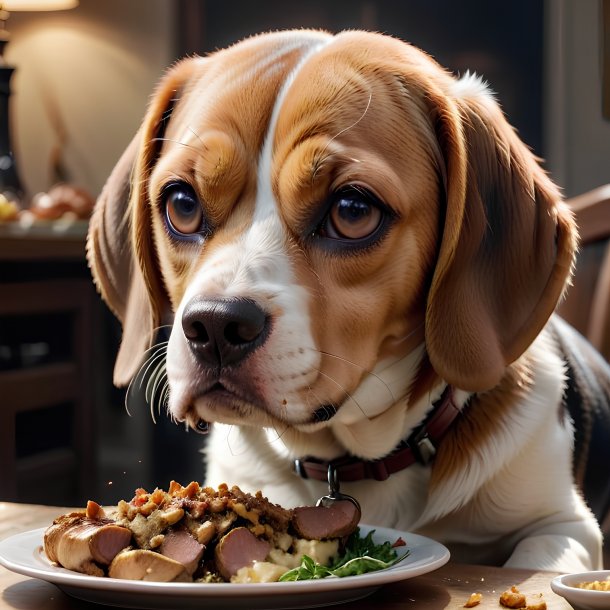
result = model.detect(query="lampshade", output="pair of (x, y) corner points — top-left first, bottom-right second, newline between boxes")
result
(0, 0), (78, 205)
(0, 0), (78, 10)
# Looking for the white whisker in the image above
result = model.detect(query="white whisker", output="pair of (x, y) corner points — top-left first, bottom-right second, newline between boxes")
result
(125, 341), (169, 423)
(312, 91), (372, 180)
(146, 358), (168, 423)
(316, 349), (396, 403)
(187, 125), (207, 148)
(148, 357), (168, 406)
(265, 421), (290, 444)
(225, 425), (243, 457)
(150, 136), (199, 152)
(139, 348), (167, 392)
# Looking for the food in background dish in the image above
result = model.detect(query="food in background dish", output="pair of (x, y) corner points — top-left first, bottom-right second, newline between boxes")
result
(575, 578), (610, 590)
(0, 194), (19, 221)
(30, 183), (94, 220)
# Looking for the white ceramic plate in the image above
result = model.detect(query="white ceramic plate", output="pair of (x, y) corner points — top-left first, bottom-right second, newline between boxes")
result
(551, 570), (610, 610)
(0, 525), (449, 609)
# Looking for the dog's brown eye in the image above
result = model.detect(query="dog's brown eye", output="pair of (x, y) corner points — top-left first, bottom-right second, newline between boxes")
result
(323, 187), (383, 240)
(163, 184), (203, 236)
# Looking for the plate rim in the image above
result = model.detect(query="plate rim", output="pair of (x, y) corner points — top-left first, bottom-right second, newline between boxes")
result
(0, 524), (449, 599)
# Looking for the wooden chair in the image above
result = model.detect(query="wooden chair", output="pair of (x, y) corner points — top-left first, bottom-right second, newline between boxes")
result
(557, 184), (610, 567)
(558, 184), (610, 361)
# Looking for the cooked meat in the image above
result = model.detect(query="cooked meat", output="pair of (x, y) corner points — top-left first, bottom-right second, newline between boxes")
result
(44, 481), (361, 582)
(44, 512), (132, 576)
(214, 527), (271, 581)
(108, 549), (189, 582)
(292, 500), (360, 540)
(159, 528), (205, 575)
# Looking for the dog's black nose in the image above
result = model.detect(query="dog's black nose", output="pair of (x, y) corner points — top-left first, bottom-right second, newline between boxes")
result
(181, 297), (269, 367)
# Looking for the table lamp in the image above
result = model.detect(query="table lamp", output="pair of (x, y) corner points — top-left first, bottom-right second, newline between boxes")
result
(0, 0), (78, 206)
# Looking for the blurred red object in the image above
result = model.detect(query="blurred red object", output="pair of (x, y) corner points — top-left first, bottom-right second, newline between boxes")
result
(29, 183), (94, 220)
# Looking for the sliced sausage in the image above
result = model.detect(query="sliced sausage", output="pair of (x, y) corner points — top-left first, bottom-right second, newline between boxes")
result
(292, 500), (360, 540)
(44, 512), (132, 576)
(159, 528), (204, 575)
(214, 527), (270, 581)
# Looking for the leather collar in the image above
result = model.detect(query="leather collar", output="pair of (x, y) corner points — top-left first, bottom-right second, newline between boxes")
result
(293, 385), (460, 483)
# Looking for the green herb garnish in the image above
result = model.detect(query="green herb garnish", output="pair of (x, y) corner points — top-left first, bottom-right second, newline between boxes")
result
(279, 528), (409, 581)
(279, 555), (334, 581)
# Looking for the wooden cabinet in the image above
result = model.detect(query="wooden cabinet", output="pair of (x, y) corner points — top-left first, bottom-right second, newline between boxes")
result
(0, 223), (97, 504)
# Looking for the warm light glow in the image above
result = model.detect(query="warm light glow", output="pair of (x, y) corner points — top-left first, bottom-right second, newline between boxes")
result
(0, 0), (78, 11)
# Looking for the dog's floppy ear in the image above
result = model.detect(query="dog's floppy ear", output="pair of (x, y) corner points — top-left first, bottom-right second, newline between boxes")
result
(425, 75), (577, 392)
(87, 58), (202, 386)
(86, 135), (152, 386)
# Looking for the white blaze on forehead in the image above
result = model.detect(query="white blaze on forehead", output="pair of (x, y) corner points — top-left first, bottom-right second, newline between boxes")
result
(228, 38), (332, 303)
(175, 36), (332, 304)
(254, 36), (331, 221)
(201, 37), (332, 296)
(177, 32), (331, 150)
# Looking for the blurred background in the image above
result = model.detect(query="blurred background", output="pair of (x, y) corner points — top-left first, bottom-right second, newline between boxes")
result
(0, 0), (608, 506)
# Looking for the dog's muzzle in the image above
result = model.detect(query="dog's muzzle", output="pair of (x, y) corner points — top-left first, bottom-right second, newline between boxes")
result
(181, 296), (270, 368)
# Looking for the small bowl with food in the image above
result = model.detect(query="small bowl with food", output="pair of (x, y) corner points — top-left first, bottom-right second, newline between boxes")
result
(551, 569), (610, 610)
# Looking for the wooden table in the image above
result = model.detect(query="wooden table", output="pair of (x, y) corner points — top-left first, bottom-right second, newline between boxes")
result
(0, 502), (574, 609)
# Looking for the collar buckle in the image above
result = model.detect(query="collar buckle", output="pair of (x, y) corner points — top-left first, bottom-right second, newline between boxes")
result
(293, 458), (308, 479)
(410, 428), (437, 465)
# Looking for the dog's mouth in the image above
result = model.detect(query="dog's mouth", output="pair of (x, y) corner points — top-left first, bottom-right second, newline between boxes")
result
(206, 381), (242, 402)
(167, 338), (349, 430)
(177, 376), (341, 432)
(197, 378), (263, 414)
(179, 372), (293, 430)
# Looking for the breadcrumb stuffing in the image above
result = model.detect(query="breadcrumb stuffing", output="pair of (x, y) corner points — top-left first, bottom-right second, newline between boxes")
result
(576, 579), (610, 591)
(498, 586), (547, 610)
(463, 591), (482, 607)
(499, 586), (526, 608)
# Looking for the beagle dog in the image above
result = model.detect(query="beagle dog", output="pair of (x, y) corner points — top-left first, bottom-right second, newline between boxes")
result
(87, 29), (610, 572)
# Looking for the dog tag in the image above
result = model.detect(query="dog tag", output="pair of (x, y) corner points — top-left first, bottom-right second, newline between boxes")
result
(316, 464), (362, 519)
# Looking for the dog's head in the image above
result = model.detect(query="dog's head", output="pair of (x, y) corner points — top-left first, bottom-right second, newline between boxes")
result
(88, 30), (576, 453)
